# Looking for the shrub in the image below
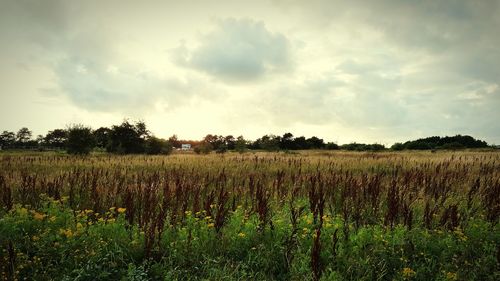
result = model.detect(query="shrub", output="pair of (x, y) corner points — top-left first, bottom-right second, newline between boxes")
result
(145, 137), (173, 155)
(66, 124), (96, 155)
(194, 143), (213, 154)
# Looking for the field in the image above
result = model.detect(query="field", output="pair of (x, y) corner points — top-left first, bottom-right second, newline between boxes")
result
(0, 150), (499, 280)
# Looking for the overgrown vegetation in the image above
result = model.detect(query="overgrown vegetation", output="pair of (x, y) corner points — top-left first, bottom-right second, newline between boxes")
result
(0, 151), (499, 280)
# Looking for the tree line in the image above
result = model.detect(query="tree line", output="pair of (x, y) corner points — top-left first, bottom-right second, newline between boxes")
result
(0, 121), (172, 155)
(0, 121), (493, 155)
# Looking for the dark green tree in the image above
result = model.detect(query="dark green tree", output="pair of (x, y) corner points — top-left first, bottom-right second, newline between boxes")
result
(145, 137), (173, 155)
(93, 127), (111, 149)
(66, 124), (96, 155)
(0, 131), (16, 149)
(107, 121), (148, 154)
(16, 127), (32, 144)
(44, 129), (68, 148)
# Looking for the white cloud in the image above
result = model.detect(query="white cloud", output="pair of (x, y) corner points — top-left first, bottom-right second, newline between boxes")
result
(174, 18), (292, 82)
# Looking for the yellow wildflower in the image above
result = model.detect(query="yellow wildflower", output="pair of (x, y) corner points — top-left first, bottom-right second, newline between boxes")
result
(117, 207), (126, 214)
(59, 228), (73, 238)
(238, 232), (246, 238)
(446, 272), (458, 281)
(207, 223), (215, 228)
(402, 267), (416, 278)
(19, 207), (28, 216)
(33, 212), (46, 221)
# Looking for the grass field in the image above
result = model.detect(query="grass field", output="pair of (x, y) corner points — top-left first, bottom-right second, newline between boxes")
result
(0, 150), (499, 280)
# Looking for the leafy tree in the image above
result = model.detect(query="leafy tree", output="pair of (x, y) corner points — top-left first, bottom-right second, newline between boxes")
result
(257, 135), (280, 151)
(391, 142), (405, 151)
(234, 136), (248, 154)
(107, 121), (148, 154)
(16, 127), (32, 144)
(0, 131), (16, 148)
(203, 134), (226, 151)
(280, 132), (295, 150)
(224, 135), (236, 150)
(145, 137), (173, 155)
(325, 142), (339, 150)
(306, 136), (325, 149)
(168, 135), (181, 149)
(93, 127), (111, 148)
(66, 124), (96, 155)
(293, 136), (309, 149)
(35, 135), (44, 145)
(45, 129), (68, 148)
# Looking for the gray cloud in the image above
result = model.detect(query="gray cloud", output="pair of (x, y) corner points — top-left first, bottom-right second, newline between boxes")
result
(173, 18), (292, 82)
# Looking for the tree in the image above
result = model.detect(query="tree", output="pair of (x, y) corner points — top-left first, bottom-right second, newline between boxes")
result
(145, 137), (173, 155)
(0, 131), (16, 149)
(66, 124), (96, 155)
(93, 127), (111, 148)
(168, 135), (181, 149)
(280, 133), (295, 150)
(325, 142), (339, 150)
(107, 121), (147, 154)
(294, 136), (309, 149)
(45, 129), (68, 148)
(260, 135), (280, 151)
(224, 135), (236, 150)
(235, 136), (247, 153)
(391, 142), (405, 151)
(306, 136), (325, 149)
(16, 127), (32, 144)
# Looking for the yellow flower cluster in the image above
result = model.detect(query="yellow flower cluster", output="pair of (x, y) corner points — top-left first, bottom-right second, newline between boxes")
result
(446, 272), (458, 281)
(402, 267), (416, 278)
(32, 211), (46, 221)
(59, 228), (74, 238)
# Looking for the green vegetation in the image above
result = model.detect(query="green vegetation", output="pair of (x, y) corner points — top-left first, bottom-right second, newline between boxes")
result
(0, 151), (499, 280)
(0, 120), (494, 154)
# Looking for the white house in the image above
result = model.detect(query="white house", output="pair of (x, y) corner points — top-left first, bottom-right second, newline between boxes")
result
(181, 144), (191, 150)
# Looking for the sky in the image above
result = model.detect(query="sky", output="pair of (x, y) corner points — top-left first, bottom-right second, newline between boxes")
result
(1, 0), (499, 145)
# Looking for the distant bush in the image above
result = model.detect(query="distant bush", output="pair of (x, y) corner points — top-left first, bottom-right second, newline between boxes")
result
(325, 142), (339, 150)
(194, 143), (213, 154)
(145, 137), (173, 155)
(341, 143), (385, 151)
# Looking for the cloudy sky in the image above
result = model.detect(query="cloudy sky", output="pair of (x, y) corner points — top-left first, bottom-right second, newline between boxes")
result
(1, 0), (499, 145)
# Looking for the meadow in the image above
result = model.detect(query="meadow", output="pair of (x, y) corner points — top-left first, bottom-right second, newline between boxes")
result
(0, 150), (499, 280)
